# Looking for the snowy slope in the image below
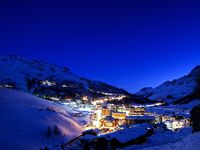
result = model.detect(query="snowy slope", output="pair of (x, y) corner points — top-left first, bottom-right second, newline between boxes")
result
(123, 127), (193, 150)
(136, 66), (200, 102)
(0, 88), (82, 150)
(0, 55), (128, 100)
(0, 55), (80, 91)
(138, 132), (200, 150)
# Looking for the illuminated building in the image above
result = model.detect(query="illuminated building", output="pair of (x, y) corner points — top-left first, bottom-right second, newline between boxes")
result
(116, 106), (126, 112)
(102, 108), (111, 117)
(82, 96), (88, 101)
(112, 112), (126, 126)
(125, 115), (155, 125)
(101, 116), (116, 128)
(112, 112), (126, 119)
(41, 80), (56, 86)
(129, 106), (146, 115)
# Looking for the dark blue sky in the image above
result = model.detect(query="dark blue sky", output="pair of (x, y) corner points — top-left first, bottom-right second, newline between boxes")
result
(0, 0), (200, 93)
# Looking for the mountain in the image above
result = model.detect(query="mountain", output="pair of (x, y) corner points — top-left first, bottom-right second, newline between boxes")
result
(0, 55), (129, 101)
(0, 88), (82, 150)
(136, 66), (200, 103)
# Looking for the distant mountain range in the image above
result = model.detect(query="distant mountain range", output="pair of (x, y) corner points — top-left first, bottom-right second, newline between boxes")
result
(136, 66), (200, 104)
(2, 55), (200, 105)
(0, 55), (131, 101)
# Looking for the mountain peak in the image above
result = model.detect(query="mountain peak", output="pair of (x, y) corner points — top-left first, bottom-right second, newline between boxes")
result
(0, 55), (129, 100)
(189, 65), (200, 76)
(136, 65), (200, 102)
(0, 55), (71, 73)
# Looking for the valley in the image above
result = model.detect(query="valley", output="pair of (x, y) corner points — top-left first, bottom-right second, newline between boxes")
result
(0, 56), (200, 150)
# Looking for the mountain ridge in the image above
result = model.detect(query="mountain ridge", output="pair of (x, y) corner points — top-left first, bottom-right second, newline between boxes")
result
(136, 65), (200, 103)
(0, 55), (130, 101)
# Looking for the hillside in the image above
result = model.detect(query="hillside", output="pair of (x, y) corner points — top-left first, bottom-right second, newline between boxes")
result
(0, 88), (82, 150)
(136, 66), (200, 103)
(0, 55), (129, 101)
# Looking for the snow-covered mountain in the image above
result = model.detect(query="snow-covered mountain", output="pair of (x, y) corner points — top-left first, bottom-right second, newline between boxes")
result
(136, 66), (200, 103)
(0, 55), (129, 100)
(0, 88), (82, 150)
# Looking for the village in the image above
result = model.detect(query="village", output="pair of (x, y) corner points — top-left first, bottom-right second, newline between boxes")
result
(59, 96), (191, 149)
(0, 79), (192, 149)
(85, 102), (190, 133)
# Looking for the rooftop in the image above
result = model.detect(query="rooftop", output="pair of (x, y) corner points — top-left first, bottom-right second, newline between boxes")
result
(126, 115), (155, 120)
(98, 123), (153, 144)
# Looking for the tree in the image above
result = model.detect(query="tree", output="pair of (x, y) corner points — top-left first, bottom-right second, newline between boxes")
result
(190, 104), (200, 133)
(53, 125), (60, 135)
(47, 126), (51, 138)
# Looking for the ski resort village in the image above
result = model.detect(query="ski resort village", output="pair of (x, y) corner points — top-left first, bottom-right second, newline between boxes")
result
(55, 95), (192, 149)
(1, 56), (200, 150)
(1, 0), (200, 149)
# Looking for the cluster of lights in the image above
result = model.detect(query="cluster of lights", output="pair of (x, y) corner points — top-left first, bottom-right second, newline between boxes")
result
(41, 80), (56, 86)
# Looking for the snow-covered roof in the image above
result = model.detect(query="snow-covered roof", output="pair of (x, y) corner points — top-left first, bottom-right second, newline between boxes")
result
(98, 123), (153, 144)
(82, 134), (96, 141)
(104, 116), (115, 121)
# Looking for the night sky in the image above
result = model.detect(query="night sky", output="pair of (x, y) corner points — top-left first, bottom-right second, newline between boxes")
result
(1, 0), (200, 93)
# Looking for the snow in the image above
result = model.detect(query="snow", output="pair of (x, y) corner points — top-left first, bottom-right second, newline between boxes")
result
(0, 88), (82, 150)
(123, 127), (193, 150)
(147, 100), (200, 118)
(136, 66), (200, 102)
(0, 55), (82, 92)
(99, 123), (153, 144)
(0, 55), (126, 97)
(149, 77), (196, 101)
(138, 131), (200, 150)
(135, 87), (154, 97)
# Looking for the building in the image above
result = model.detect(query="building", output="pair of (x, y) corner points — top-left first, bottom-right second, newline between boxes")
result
(82, 96), (89, 101)
(89, 123), (154, 149)
(106, 104), (116, 111)
(112, 112), (126, 119)
(95, 103), (102, 109)
(116, 106), (126, 112)
(112, 112), (126, 126)
(126, 115), (155, 125)
(129, 106), (146, 115)
(163, 120), (188, 131)
(41, 80), (56, 86)
(102, 108), (111, 117)
(101, 116), (116, 128)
